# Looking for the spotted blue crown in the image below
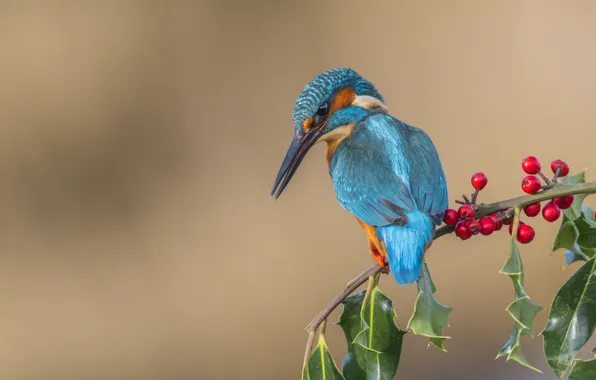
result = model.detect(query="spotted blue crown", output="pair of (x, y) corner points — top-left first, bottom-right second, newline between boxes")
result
(292, 68), (384, 134)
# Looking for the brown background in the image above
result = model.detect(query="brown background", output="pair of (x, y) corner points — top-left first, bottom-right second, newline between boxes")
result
(1, 1), (596, 379)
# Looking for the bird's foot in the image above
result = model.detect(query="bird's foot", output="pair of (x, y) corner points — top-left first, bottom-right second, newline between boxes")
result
(373, 255), (390, 274)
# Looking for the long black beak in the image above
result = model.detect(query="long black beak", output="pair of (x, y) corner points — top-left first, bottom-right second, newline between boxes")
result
(270, 129), (319, 199)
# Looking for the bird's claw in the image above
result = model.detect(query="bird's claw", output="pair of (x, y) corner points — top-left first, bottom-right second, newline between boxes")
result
(380, 257), (390, 274)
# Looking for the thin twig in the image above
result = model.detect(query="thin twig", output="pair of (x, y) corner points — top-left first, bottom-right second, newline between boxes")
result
(361, 274), (377, 312)
(320, 318), (327, 336)
(346, 263), (382, 288)
(538, 171), (552, 186)
(434, 224), (454, 239)
(471, 189), (480, 205)
(302, 264), (382, 363)
(307, 264), (382, 331)
(302, 330), (315, 370)
(305, 264), (382, 333)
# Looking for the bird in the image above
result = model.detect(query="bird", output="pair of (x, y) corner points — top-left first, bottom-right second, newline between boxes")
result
(271, 68), (448, 285)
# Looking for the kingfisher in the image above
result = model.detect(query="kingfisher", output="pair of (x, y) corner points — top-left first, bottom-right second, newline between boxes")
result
(271, 68), (448, 285)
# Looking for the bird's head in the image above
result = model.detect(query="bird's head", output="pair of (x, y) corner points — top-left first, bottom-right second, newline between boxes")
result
(271, 68), (387, 198)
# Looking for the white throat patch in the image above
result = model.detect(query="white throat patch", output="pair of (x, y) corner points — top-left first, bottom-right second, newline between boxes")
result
(351, 95), (388, 112)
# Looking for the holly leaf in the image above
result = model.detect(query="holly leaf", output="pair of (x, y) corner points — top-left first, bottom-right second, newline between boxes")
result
(553, 219), (580, 253)
(560, 169), (588, 221)
(407, 262), (453, 351)
(575, 216), (596, 252)
(542, 256), (596, 378)
(337, 291), (366, 379)
(496, 230), (543, 372)
(568, 358), (596, 380)
(552, 209), (596, 267)
(497, 325), (541, 371)
(337, 275), (406, 380)
(564, 250), (587, 268)
(303, 334), (345, 380)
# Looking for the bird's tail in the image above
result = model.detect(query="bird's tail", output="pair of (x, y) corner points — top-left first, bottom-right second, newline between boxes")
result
(375, 211), (434, 285)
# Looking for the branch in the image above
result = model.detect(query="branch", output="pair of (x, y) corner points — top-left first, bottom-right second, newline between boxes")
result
(302, 180), (596, 363)
(305, 264), (383, 333)
(474, 182), (596, 218)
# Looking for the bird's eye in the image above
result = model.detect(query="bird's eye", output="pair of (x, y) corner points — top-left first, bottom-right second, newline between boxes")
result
(316, 102), (329, 117)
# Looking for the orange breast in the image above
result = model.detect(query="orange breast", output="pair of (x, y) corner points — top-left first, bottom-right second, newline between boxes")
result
(356, 218), (388, 257)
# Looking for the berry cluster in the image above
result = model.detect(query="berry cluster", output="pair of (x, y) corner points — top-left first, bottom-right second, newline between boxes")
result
(443, 157), (572, 245)
(520, 156), (572, 227)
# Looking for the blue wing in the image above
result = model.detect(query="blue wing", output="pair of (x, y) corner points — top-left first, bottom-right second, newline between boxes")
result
(329, 114), (448, 285)
(329, 114), (448, 227)
(405, 122), (449, 224)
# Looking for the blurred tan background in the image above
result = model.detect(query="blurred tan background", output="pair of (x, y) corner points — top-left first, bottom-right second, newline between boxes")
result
(1, 1), (596, 379)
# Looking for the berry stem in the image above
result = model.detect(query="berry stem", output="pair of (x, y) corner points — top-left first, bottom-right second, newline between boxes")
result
(471, 189), (479, 204)
(552, 166), (562, 183)
(511, 207), (521, 237)
(538, 171), (552, 186)
(462, 194), (471, 204)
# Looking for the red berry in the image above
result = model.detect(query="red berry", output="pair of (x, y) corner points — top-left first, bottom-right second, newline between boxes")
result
(471, 172), (488, 191)
(553, 195), (574, 210)
(455, 221), (471, 240)
(550, 160), (569, 177)
(521, 175), (541, 194)
(443, 208), (459, 226)
(489, 214), (503, 231)
(522, 156), (541, 174)
(458, 204), (475, 220)
(523, 202), (541, 217)
(467, 219), (481, 235)
(503, 216), (513, 225)
(479, 217), (495, 235)
(542, 202), (561, 222)
(509, 221), (525, 235)
(517, 224), (535, 244)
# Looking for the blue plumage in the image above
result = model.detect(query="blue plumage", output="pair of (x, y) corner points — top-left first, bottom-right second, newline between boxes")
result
(292, 68), (383, 134)
(272, 68), (448, 286)
(329, 113), (448, 284)
(375, 212), (434, 284)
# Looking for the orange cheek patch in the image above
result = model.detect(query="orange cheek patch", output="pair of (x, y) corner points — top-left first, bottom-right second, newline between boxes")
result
(302, 118), (313, 133)
(330, 86), (356, 113)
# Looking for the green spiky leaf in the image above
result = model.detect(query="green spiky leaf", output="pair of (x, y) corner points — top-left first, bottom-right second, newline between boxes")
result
(560, 169), (589, 221)
(496, 229), (543, 372)
(568, 358), (596, 380)
(553, 219), (580, 253)
(337, 275), (406, 380)
(302, 333), (345, 380)
(555, 169), (596, 258)
(407, 262), (453, 351)
(542, 256), (596, 378)
(337, 291), (366, 379)
(497, 325), (541, 371)
(575, 215), (596, 252)
(552, 196), (596, 267)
